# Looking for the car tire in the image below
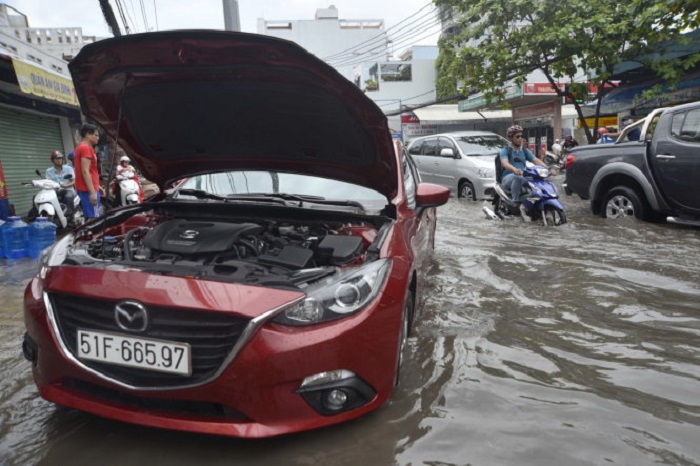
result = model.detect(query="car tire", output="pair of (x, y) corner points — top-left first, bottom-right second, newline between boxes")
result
(458, 180), (476, 201)
(602, 186), (646, 220)
(395, 290), (414, 387)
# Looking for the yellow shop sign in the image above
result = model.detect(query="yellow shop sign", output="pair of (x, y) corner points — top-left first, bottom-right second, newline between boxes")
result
(12, 58), (79, 106)
(577, 116), (618, 128)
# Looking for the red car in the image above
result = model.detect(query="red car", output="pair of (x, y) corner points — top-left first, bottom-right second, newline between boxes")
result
(22, 30), (449, 438)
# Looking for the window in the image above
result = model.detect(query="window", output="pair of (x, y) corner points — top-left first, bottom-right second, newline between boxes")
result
(408, 142), (423, 155)
(671, 108), (700, 143)
(421, 138), (438, 156)
(380, 63), (412, 82)
(438, 137), (456, 157)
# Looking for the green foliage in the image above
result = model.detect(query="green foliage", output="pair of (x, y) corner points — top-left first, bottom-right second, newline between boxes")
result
(435, 0), (700, 142)
(364, 79), (379, 92)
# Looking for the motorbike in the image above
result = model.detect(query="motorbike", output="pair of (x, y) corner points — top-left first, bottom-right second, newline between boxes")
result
(483, 164), (567, 226)
(109, 169), (142, 207)
(24, 171), (84, 229)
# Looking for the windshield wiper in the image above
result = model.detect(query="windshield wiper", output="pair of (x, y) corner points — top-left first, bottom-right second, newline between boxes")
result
(175, 188), (228, 201)
(238, 193), (366, 210)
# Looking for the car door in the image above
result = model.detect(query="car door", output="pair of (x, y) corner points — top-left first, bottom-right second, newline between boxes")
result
(650, 107), (700, 214)
(430, 137), (460, 190)
(410, 137), (438, 184)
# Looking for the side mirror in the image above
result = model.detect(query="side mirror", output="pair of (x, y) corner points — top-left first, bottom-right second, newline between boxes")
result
(416, 183), (450, 208)
(35, 169), (42, 177)
(440, 148), (455, 158)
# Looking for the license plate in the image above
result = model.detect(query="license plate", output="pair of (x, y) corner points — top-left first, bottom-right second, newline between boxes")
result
(77, 329), (192, 376)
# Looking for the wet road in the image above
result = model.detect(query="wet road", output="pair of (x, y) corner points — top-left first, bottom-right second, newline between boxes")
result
(1, 180), (699, 465)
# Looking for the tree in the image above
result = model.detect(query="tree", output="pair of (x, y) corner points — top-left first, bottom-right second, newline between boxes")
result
(434, 0), (700, 142)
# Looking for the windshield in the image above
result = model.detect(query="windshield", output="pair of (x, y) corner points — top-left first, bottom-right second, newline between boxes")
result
(174, 171), (388, 212)
(454, 135), (508, 154)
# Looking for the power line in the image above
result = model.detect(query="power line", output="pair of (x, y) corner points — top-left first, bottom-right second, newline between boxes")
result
(321, 2), (437, 61)
(139, 0), (150, 32)
(328, 15), (442, 66)
(113, 0), (131, 34)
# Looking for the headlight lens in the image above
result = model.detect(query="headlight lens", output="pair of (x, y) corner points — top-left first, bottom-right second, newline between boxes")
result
(273, 259), (391, 326)
(477, 167), (494, 178)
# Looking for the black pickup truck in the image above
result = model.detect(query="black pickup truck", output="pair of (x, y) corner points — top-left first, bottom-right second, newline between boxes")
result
(564, 101), (700, 227)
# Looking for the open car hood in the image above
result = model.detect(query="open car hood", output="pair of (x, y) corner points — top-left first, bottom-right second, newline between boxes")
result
(68, 30), (398, 198)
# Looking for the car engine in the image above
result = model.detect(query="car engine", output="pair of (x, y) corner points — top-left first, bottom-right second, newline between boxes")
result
(63, 216), (381, 289)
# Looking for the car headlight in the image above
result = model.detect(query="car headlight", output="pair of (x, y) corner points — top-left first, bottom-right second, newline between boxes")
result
(477, 167), (494, 178)
(38, 234), (73, 278)
(273, 259), (391, 326)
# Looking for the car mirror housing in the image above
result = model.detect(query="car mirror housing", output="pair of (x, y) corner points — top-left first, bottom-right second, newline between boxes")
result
(415, 183), (450, 207)
(440, 148), (455, 158)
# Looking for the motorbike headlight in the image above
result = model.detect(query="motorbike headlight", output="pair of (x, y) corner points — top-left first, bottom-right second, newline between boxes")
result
(273, 259), (391, 326)
(535, 167), (550, 178)
(477, 167), (494, 178)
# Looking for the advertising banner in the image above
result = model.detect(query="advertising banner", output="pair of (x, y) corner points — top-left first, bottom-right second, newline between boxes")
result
(12, 58), (79, 106)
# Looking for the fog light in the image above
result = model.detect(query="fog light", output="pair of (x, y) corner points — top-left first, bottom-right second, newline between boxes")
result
(324, 389), (349, 411)
(296, 371), (376, 416)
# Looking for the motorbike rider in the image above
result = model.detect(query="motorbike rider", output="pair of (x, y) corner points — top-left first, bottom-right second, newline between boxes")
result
(45, 151), (76, 217)
(113, 155), (143, 202)
(499, 125), (547, 204)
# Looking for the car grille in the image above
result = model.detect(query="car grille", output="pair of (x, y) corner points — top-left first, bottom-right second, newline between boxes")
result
(48, 293), (250, 389)
(63, 378), (248, 421)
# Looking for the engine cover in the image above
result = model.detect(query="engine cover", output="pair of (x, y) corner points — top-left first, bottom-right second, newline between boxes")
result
(143, 220), (263, 254)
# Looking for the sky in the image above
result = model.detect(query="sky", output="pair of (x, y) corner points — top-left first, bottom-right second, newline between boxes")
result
(4, 0), (440, 48)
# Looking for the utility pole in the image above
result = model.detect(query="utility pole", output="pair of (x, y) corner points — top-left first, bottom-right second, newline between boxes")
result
(99, 0), (122, 37)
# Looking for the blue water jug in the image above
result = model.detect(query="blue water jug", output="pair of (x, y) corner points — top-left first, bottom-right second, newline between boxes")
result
(1, 216), (29, 259)
(28, 217), (57, 259)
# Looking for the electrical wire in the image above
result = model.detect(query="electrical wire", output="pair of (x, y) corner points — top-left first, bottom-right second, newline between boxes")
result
(321, 2), (437, 61)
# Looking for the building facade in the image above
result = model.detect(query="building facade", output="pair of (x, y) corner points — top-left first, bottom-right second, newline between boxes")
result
(0, 4), (88, 216)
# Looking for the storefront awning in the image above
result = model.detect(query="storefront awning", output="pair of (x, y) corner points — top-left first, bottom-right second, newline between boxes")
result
(11, 58), (79, 106)
(414, 104), (511, 123)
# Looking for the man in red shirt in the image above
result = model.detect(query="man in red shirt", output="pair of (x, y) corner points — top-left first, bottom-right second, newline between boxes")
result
(74, 123), (104, 218)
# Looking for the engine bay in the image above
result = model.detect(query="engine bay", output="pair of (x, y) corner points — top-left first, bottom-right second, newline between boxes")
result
(62, 210), (386, 289)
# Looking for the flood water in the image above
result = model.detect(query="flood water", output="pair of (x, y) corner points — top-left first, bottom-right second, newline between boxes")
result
(1, 180), (699, 465)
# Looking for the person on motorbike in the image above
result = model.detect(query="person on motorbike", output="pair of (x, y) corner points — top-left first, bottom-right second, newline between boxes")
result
(45, 151), (76, 216)
(113, 155), (143, 203)
(499, 125), (547, 204)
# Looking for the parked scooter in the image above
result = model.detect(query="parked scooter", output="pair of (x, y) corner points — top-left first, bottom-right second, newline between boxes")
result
(24, 171), (84, 229)
(110, 169), (141, 206)
(483, 162), (567, 226)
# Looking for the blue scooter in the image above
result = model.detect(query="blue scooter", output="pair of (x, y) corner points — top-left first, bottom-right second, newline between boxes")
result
(483, 165), (567, 226)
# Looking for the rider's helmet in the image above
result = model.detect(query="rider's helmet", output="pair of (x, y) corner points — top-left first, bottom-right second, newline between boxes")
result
(50, 150), (63, 160)
(506, 125), (524, 138)
(67, 151), (74, 161)
(119, 155), (131, 164)
(597, 127), (608, 135)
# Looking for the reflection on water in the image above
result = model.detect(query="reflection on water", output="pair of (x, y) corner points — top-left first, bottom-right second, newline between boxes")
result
(1, 182), (699, 465)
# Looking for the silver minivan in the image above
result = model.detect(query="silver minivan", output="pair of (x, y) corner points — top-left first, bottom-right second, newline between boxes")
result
(407, 131), (509, 200)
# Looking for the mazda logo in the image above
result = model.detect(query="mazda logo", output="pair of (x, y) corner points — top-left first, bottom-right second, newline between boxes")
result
(114, 301), (149, 332)
(180, 230), (199, 239)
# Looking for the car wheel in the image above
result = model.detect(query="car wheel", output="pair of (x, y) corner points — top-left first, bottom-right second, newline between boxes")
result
(458, 180), (476, 201)
(542, 205), (567, 226)
(395, 290), (414, 387)
(602, 186), (646, 220)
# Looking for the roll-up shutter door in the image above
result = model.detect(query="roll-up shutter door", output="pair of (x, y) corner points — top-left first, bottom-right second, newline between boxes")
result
(0, 106), (63, 216)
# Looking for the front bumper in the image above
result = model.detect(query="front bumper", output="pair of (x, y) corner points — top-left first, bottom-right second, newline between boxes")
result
(23, 268), (404, 438)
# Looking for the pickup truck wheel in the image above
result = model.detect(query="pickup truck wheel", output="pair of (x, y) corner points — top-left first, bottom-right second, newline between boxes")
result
(458, 180), (476, 201)
(602, 186), (646, 220)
